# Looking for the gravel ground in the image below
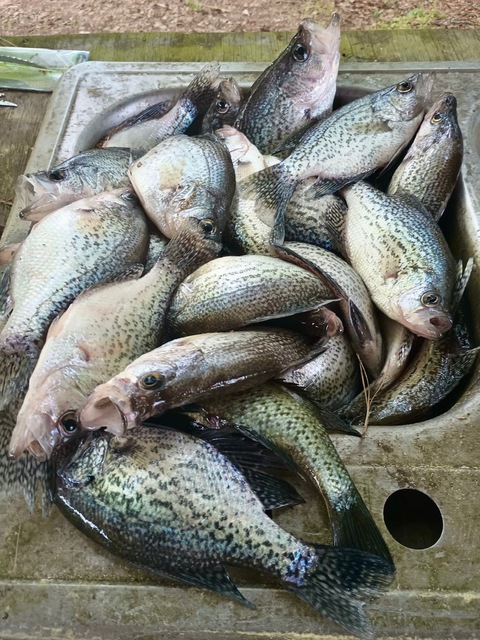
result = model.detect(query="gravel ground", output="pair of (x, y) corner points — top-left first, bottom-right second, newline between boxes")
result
(1, 0), (479, 36)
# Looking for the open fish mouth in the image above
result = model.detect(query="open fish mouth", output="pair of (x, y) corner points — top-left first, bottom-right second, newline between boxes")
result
(16, 174), (60, 221)
(79, 383), (136, 435)
(8, 411), (61, 461)
(402, 310), (453, 339)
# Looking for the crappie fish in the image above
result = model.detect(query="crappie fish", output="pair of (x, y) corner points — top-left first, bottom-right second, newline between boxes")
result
(55, 425), (395, 638)
(240, 73), (433, 251)
(8, 216), (222, 461)
(278, 241), (384, 378)
(17, 148), (136, 222)
(341, 180), (458, 340)
(279, 334), (361, 410)
(388, 92), (463, 221)
(197, 382), (393, 564)
(235, 15), (341, 154)
(129, 133), (235, 238)
(201, 77), (243, 133)
(98, 63), (220, 153)
(0, 188), (149, 411)
(79, 328), (327, 432)
(215, 125), (279, 182)
(167, 254), (334, 336)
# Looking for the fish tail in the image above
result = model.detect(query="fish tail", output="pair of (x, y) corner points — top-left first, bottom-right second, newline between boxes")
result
(330, 490), (394, 565)
(0, 406), (53, 513)
(291, 544), (395, 639)
(0, 347), (37, 411)
(182, 62), (221, 116)
(243, 164), (297, 245)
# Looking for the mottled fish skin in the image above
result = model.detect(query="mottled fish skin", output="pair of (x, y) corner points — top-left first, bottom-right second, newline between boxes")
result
(79, 328), (328, 433)
(388, 92), (463, 221)
(99, 63), (220, 153)
(278, 334), (361, 411)
(144, 231), (169, 273)
(201, 77), (243, 134)
(129, 134), (235, 239)
(167, 254), (333, 336)
(278, 241), (384, 379)
(55, 426), (395, 639)
(235, 73), (433, 256)
(17, 148), (136, 222)
(342, 311), (478, 426)
(235, 15), (341, 154)
(342, 180), (456, 340)
(198, 382), (393, 564)
(8, 217), (222, 461)
(0, 189), (149, 413)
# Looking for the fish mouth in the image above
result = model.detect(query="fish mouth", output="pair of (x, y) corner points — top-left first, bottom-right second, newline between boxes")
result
(9, 411), (61, 461)
(16, 174), (60, 221)
(402, 310), (453, 339)
(300, 13), (341, 54)
(79, 382), (138, 435)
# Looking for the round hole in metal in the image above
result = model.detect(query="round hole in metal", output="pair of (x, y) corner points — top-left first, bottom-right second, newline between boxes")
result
(383, 488), (443, 549)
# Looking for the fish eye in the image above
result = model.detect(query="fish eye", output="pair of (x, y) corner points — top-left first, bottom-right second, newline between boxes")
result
(200, 218), (216, 235)
(121, 191), (138, 202)
(47, 169), (66, 182)
(397, 80), (413, 93)
(216, 99), (230, 114)
(431, 111), (444, 124)
(140, 373), (165, 390)
(421, 291), (442, 307)
(59, 411), (79, 435)
(292, 43), (309, 63)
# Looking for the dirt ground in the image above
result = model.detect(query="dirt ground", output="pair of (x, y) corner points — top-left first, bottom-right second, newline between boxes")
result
(1, 0), (479, 36)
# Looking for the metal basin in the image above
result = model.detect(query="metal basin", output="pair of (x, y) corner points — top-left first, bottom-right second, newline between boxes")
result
(1, 61), (479, 639)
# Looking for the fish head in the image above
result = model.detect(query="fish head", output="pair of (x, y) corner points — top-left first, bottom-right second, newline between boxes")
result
(56, 432), (110, 490)
(283, 14), (341, 107)
(406, 92), (462, 154)
(213, 78), (243, 121)
(395, 284), (453, 339)
(79, 356), (181, 435)
(378, 73), (435, 122)
(16, 172), (68, 222)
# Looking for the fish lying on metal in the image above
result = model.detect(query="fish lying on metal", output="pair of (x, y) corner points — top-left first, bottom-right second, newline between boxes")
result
(341, 180), (459, 340)
(167, 254), (335, 336)
(97, 63), (220, 153)
(201, 77), (243, 133)
(237, 73), (433, 254)
(8, 216), (222, 461)
(17, 148), (136, 222)
(235, 14), (341, 155)
(388, 92), (463, 221)
(128, 133), (235, 238)
(0, 188), (149, 412)
(55, 425), (395, 639)
(196, 382), (393, 564)
(78, 328), (327, 432)
(277, 241), (384, 379)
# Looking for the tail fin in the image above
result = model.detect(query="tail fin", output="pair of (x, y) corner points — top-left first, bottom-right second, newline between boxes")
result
(182, 62), (221, 117)
(0, 406), (53, 513)
(236, 164), (297, 252)
(0, 349), (36, 411)
(291, 544), (395, 639)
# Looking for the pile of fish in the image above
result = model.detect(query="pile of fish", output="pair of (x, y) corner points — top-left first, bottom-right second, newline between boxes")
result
(0, 13), (477, 639)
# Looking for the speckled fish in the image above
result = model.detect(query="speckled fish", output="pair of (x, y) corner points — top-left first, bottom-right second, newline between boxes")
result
(79, 329), (327, 433)
(8, 216), (221, 461)
(239, 73), (433, 251)
(388, 92), (463, 221)
(0, 188), (149, 411)
(197, 382), (393, 564)
(235, 15), (341, 154)
(167, 254), (334, 336)
(277, 241), (384, 378)
(98, 63), (220, 153)
(201, 77), (243, 134)
(55, 425), (395, 639)
(129, 133), (235, 238)
(341, 180), (458, 340)
(17, 148), (136, 222)
(278, 334), (361, 410)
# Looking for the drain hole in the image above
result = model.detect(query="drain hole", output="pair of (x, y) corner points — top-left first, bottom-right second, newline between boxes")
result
(383, 488), (443, 549)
